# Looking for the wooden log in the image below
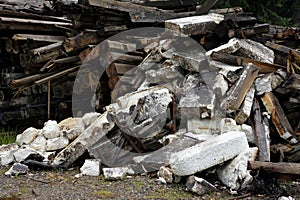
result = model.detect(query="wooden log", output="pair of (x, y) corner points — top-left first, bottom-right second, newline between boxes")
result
(211, 52), (285, 73)
(248, 161), (300, 175)
(109, 52), (144, 64)
(252, 98), (270, 162)
(31, 41), (63, 56)
(12, 34), (65, 43)
(11, 73), (51, 87)
(261, 92), (298, 144)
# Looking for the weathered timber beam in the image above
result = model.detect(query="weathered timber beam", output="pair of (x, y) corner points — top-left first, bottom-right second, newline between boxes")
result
(248, 161), (300, 175)
(252, 98), (270, 162)
(221, 63), (259, 111)
(261, 92), (298, 144)
(12, 34), (65, 43)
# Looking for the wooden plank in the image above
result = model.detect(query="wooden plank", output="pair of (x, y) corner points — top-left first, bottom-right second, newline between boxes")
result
(221, 63), (259, 111)
(252, 98), (270, 162)
(261, 92), (298, 144)
(248, 161), (300, 175)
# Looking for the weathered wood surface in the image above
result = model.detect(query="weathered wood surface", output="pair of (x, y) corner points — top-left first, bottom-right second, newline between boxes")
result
(248, 161), (300, 175)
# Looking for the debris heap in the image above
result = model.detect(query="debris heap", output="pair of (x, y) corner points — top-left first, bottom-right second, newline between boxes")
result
(0, 0), (300, 197)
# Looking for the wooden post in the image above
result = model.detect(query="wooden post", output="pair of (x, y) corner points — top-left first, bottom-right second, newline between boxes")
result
(48, 81), (51, 119)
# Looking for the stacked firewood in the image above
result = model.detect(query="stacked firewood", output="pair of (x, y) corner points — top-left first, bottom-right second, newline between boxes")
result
(0, 0), (197, 127)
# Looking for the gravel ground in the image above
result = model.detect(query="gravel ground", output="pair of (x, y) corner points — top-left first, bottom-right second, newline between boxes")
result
(0, 166), (299, 200)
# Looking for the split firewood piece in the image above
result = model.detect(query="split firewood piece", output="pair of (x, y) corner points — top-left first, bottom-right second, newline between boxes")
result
(261, 92), (298, 145)
(63, 31), (104, 53)
(211, 52), (284, 73)
(252, 98), (270, 162)
(248, 161), (300, 175)
(221, 63), (259, 112)
(106, 63), (136, 78)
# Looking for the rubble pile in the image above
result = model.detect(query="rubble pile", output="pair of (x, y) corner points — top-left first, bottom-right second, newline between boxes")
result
(0, 0), (300, 197)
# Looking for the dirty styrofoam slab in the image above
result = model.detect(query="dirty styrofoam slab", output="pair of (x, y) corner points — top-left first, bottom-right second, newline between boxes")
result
(170, 131), (249, 176)
(165, 13), (224, 36)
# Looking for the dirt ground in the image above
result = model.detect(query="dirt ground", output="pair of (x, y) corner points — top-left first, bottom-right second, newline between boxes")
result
(0, 166), (299, 200)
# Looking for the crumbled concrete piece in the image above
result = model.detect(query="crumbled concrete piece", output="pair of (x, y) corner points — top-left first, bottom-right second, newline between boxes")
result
(42, 120), (60, 139)
(206, 38), (274, 63)
(59, 117), (85, 141)
(46, 137), (69, 151)
(82, 112), (101, 128)
(53, 112), (115, 168)
(103, 167), (133, 181)
(255, 70), (287, 95)
(80, 159), (101, 176)
(13, 148), (34, 162)
(235, 85), (255, 124)
(217, 147), (258, 190)
(170, 131), (249, 176)
(157, 166), (180, 184)
(5, 163), (29, 176)
(145, 65), (182, 84)
(165, 13), (224, 36)
(16, 127), (39, 146)
(30, 135), (46, 152)
(186, 176), (217, 195)
(0, 144), (19, 166)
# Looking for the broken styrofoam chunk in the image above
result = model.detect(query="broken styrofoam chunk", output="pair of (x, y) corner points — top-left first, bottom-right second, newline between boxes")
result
(5, 163), (29, 176)
(16, 127), (39, 146)
(165, 13), (224, 36)
(217, 147), (258, 190)
(187, 118), (221, 135)
(0, 144), (19, 166)
(255, 70), (287, 95)
(170, 131), (249, 176)
(42, 120), (60, 139)
(59, 117), (85, 141)
(278, 196), (295, 200)
(30, 135), (46, 153)
(157, 166), (181, 184)
(206, 38), (274, 63)
(186, 176), (217, 195)
(80, 159), (101, 176)
(82, 112), (101, 128)
(220, 118), (241, 133)
(241, 124), (256, 145)
(132, 136), (199, 173)
(103, 167), (134, 181)
(46, 137), (69, 151)
(213, 74), (229, 97)
(13, 147), (34, 162)
(53, 112), (115, 168)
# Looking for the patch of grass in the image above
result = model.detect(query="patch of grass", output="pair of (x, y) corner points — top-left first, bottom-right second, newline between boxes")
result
(93, 189), (116, 198)
(0, 128), (17, 145)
